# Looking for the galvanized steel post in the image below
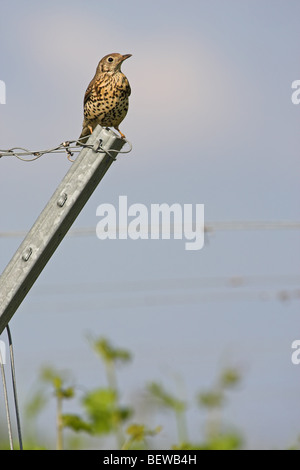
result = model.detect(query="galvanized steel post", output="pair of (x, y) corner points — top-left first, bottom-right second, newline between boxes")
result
(0, 125), (126, 333)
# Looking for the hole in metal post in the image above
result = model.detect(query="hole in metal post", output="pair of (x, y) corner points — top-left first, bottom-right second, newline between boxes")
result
(22, 247), (32, 262)
(57, 193), (68, 207)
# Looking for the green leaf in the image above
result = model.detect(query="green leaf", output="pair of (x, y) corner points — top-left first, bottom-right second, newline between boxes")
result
(122, 424), (162, 450)
(59, 387), (75, 399)
(197, 391), (224, 408)
(202, 433), (243, 450)
(220, 368), (241, 388)
(82, 388), (132, 434)
(62, 414), (92, 433)
(126, 423), (162, 440)
(147, 382), (186, 412)
(126, 424), (145, 441)
(40, 367), (63, 389)
(90, 337), (131, 364)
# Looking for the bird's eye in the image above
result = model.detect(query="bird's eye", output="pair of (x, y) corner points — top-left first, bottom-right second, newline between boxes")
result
(108, 57), (114, 62)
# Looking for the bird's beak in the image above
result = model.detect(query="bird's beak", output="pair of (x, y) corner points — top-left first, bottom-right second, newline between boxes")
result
(121, 54), (132, 62)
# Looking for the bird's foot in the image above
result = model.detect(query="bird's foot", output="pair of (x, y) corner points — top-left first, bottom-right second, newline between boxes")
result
(115, 127), (126, 139)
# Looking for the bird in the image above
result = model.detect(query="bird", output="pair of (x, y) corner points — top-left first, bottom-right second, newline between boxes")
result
(77, 53), (132, 145)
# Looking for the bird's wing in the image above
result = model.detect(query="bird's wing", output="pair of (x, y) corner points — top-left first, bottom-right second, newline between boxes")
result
(125, 78), (131, 97)
(83, 80), (94, 106)
(114, 74), (131, 97)
(83, 74), (112, 105)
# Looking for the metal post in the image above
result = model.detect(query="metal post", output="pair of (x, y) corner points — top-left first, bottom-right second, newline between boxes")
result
(0, 125), (126, 333)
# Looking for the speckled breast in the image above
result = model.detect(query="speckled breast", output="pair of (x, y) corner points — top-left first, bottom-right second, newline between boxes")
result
(84, 73), (130, 127)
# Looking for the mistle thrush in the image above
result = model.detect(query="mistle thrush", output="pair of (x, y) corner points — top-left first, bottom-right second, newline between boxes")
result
(77, 53), (131, 144)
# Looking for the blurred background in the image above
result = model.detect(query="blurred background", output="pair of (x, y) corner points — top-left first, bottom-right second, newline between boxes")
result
(0, 0), (299, 449)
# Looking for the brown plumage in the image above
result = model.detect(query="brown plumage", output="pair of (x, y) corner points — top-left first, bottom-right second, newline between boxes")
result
(77, 53), (132, 144)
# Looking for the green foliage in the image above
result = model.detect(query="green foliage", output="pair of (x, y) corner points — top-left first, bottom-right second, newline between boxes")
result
(173, 433), (242, 450)
(147, 382), (186, 412)
(6, 337), (298, 450)
(40, 366), (75, 400)
(200, 433), (243, 450)
(220, 368), (241, 388)
(198, 391), (224, 408)
(61, 414), (92, 433)
(90, 337), (131, 365)
(86, 338), (132, 447)
(146, 369), (243, 450)
(146, 381), (188, 445)
(198, 367), (241, 411)
(82, 388), (132, 435)
(122, 424), (162, 450)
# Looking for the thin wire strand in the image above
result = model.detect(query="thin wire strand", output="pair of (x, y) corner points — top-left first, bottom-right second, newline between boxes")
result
(0, 345), (14, 450)
(6, 325), (23, 450)
(21, 287), (300, 311)
(0, 220), (299, 239)
(0, 136), (132, 162)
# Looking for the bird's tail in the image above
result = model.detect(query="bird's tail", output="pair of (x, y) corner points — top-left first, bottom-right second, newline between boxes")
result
(76, 126), (91, 146)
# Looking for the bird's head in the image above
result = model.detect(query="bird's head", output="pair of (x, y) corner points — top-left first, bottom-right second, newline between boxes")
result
(97, 53), (132, 74)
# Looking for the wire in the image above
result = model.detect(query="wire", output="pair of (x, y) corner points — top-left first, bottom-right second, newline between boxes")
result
(0, 135), (132, 162)
(34, 274), (300, 295)
(26, 274), (300, 311)
(6, 325), (23, 450)
(0, 326), (23, 450)
(0, 220), (299, 239)
(204, 221), (300, 231)
(0, 343), (14, 450)
(68, 220), (300, 234)
(22, 287), (300, 312)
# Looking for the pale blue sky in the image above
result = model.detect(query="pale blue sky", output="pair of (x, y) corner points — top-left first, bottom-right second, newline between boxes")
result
(0, 0), (299, 449)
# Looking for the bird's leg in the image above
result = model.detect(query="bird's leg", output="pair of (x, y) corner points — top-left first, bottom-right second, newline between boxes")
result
(115, 127), (126, 139)
(88, 125), (93, 134)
